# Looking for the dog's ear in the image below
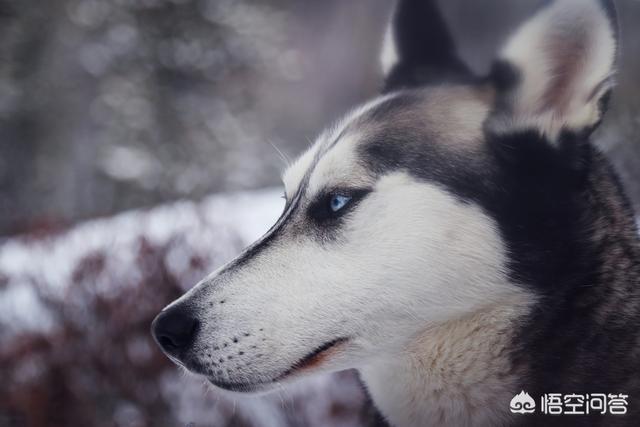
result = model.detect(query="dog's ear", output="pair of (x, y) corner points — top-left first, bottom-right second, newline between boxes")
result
(381, 0), (471, 92)
(489, 0), (618, 141)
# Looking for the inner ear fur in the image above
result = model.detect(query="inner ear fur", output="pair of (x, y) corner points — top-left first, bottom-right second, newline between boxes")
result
(488, 0), (619, 141)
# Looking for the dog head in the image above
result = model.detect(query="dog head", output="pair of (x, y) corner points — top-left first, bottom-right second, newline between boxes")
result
(152, 0), (618, 393)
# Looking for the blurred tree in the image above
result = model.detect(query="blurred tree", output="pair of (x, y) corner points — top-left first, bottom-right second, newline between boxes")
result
(0, 0), (386, 236)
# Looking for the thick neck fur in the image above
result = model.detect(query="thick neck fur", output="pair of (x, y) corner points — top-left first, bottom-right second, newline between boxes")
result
(511, 147), (640, 425)
(360, 298), (532, 427)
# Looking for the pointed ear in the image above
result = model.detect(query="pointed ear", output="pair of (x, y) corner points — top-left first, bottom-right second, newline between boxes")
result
(381, 0), (471, 92)
(489, 0), (618, 140)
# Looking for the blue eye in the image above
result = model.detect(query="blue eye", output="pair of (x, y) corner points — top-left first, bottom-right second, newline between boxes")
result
(329, 194), (351, 212)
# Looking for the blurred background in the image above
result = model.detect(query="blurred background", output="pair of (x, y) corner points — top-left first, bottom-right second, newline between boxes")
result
(0, 0), (638, 426)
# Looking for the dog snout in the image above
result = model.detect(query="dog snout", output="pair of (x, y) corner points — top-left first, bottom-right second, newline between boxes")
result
(151, 303), (199, 356)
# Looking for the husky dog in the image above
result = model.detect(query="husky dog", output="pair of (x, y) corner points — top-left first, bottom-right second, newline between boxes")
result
(152, 0), (640, 425)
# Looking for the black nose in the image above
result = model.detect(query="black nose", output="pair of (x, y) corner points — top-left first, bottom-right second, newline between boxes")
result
(151, 304), (199, 355)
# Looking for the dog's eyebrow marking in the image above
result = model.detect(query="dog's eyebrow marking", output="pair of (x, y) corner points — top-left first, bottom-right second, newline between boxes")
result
(319, 92), (400, 155)
(283, 92), (401, 197)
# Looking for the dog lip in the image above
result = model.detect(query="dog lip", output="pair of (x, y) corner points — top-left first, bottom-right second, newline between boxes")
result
(208, 337), (350, 393)
(277, 337), (349, 378)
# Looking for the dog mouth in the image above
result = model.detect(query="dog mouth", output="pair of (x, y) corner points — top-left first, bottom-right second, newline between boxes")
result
(208, 337), (349, 392)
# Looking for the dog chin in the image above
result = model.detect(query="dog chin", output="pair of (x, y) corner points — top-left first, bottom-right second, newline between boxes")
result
(205, 338), (352, 394)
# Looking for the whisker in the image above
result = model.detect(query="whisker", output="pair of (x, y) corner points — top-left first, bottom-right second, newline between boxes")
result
(268, 139), (291, 167)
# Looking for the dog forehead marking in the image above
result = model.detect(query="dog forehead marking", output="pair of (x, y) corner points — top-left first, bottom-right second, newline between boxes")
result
(283, 85), (493, 200)
(282, 93), (398, 197)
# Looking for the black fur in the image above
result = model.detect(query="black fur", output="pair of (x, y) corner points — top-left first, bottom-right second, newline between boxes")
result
(384, 0), (472, 92)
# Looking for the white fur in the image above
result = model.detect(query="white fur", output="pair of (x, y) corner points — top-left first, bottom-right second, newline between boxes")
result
(281, 142), (320, 199)
(361, 296), (532, 427)
(380, 15), (398, 76)
(494, 0), (616, 139)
